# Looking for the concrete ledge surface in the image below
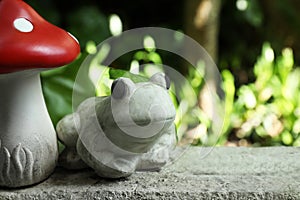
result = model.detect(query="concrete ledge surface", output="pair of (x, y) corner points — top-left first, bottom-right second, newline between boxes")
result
(0, 147), (300, 200)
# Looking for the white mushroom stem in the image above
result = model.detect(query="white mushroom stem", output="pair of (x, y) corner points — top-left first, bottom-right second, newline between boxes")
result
(0, 69), (57, 187)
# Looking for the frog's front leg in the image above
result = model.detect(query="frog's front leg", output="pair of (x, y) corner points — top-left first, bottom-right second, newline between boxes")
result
(56, 113), (88, 169)
(136, 123), (177, 171)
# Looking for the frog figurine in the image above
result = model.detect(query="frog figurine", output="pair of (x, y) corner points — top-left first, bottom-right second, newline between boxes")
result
(56, 73), (177, 178)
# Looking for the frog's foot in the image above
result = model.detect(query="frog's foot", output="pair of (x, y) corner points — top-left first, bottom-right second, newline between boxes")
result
(58, 147), (88, 170)
(56, 113), (79, 147)
(93, 155), (139, 179)
(57, 114), (86, 170)
(136, 125), (177, 171)
(77, 139), (138, 178)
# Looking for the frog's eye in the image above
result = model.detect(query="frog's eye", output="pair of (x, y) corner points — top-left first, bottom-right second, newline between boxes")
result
(165, 75), (171, 89)
(112, 79), (126, 99)
(150, 73), (170, 90)
(112, 78), (135, 99)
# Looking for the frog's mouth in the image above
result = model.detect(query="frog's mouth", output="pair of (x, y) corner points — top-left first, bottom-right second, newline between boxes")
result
(116, 116), (175, 127)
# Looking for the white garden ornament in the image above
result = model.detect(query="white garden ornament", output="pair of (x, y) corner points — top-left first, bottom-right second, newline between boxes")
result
(0, 0), (80, 187)
(57, 73), (177, 178)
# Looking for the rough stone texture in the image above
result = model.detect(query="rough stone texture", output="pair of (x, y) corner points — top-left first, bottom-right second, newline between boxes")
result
(0, 147), (300, 199)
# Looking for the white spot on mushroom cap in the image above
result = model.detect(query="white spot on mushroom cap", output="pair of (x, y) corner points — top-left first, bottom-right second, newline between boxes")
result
(68, 32), (79, 44)
(14, 18), (34, 33)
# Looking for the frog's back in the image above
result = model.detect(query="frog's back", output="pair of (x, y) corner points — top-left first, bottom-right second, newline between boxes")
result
(76, 96), (108, 114)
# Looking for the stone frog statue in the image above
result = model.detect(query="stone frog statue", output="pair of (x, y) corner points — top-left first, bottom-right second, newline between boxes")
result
(56, 73), (177, 178)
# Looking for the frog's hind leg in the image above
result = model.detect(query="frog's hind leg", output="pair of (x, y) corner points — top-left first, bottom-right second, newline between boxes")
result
(58, 146), (88, 170)
(56, 113), (88, 169)
(56, 113), (80, 148)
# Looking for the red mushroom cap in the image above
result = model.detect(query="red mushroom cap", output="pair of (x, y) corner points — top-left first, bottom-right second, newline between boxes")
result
(0, 0), (80, 74)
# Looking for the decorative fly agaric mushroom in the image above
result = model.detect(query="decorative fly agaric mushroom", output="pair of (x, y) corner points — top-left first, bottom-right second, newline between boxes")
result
(0, 0), (80, 187)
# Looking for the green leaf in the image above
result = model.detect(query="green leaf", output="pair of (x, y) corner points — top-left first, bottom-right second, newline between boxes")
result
(109, 68), (149, 82)
(276, 48), (294, 82)
(281, 130), (293, 145)
(42, 76), (73, 125)
(238, 85), (257, 109)
(254, 43), (274, 90)
(221, 70), (235, 134)
(41, 53), (95, 126)
(282, 68), (300, 102)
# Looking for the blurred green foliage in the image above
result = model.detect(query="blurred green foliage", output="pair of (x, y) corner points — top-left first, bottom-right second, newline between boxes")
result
(172, 43), (300, 147)
(226, 43), (300, 146)
(220, 0), (300, 86)
(34, 0), (300, 147)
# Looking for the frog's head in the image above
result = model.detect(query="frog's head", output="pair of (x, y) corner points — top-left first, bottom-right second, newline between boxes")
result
(111, 72), (175, 128)
(101, 73), (176, 153)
